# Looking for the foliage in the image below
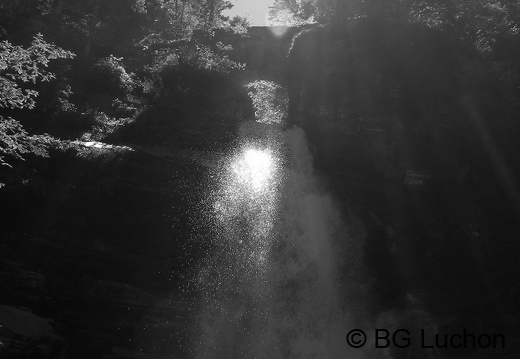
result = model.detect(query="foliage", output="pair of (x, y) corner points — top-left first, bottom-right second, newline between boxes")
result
(0, 0), (50, 40)
(80, 110), (134, 142)
(228, 16), (251, 35)
(150, 0), (234, 38)
(269, 0), (520, 50)
(0, 34), (73, 176)
(90, 55), (138, 94)
(139, 31), (246, 121)
(123, 0), (241, 54)
(148, 41), (244, 76)
(0, 116), (56, 169)
(0, 0), (249, 154)
(80, 55), (141, 122)
(0, 0), (246, 64)
(268, 0), (317, 26)
(409, 0), (520, 50)
(0, 33), (75, 110)
(246, 80), (288, 125)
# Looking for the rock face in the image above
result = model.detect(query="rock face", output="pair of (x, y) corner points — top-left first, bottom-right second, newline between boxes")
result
(0, 140), (214, 358)
(0, 304), (62, 358)
(286, 20), (478, 175)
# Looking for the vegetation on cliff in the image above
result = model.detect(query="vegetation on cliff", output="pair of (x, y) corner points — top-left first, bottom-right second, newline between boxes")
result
(0, 0), (251, 186)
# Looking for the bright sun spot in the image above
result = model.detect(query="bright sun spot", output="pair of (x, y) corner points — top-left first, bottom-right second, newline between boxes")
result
(213, 143), (280, 272)
(232, 148), (274, 192)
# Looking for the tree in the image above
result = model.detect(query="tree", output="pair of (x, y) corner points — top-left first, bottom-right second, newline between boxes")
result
(0, 33), (74, 171)
(408, 0), (520, 50)
(0, 33), (74, 110)
(268, 0), (317, 25)
(268, 0), (406, 26)
(269, 0), (520, 50)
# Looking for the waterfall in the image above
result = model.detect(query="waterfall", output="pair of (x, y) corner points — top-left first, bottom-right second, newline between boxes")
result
(194, 120), (365, 359)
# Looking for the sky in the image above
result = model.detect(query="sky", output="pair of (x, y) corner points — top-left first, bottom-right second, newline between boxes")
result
(223, 0), (276, 26)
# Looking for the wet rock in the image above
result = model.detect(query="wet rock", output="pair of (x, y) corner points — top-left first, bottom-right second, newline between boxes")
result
(0, 261), (52, 313)
(0, 305), (64, 358)
(1, 136), (209, 358)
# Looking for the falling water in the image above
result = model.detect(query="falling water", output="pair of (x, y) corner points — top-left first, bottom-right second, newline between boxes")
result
(194, 118), (364, 358)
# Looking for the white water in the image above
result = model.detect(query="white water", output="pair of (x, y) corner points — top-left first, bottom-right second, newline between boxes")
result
(194, 121), (364, 359)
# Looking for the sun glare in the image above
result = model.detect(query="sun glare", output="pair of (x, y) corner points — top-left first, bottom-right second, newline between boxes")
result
(232, 148), (275, 192)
